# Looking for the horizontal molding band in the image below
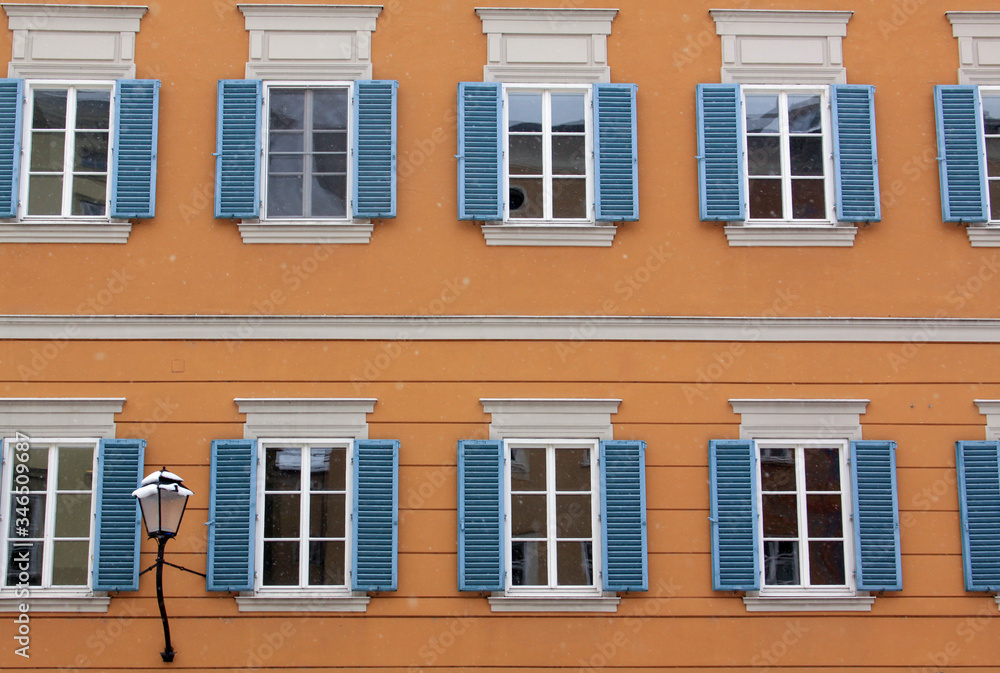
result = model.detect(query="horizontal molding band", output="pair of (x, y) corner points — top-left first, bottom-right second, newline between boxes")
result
(3, 314), (1000, 343)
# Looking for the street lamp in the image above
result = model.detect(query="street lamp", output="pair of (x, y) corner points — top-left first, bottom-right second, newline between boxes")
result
(132, 469), (199, 663)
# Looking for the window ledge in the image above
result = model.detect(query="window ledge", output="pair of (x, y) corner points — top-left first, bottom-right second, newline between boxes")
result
(966, 225), (1000, 247)
(0, 221), (132, 244)
(743, 594), (874, 612)
(238, 220), (373, 244)
(236, 594), (370, 612)
(0, 595), (110, 613)
(994, 595), (1000, 611)
(481, 223), (618, 247)
(488, 595), (620, 613)
(724, 224), (858, 247)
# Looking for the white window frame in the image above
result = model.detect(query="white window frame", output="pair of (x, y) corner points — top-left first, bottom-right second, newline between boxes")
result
(253, 437), (354, 597)
(502, 84), (594, 225)
(742, 85), (835, 225)
(503, 438), (601, 598)
(755, 438), (856, 598)
(979, 87), (1000, 225)
(0, 437), (99, 599)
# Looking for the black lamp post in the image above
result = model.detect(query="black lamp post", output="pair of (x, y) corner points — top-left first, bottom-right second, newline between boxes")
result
(132, 469), (200, 663)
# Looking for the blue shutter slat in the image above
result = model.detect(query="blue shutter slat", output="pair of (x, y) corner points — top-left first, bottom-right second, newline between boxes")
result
(0, 79), (22, 218)
(956, 441), (1000, 591)
(457, 82), (502, 220)
(831, 84), (881, 222)
(215, 80), (261, 219)
(353, 80), (397, 219)
(935, 85), (989, 223)
(850, 440), (902, 591)
(458, 439), (504, 591)
(697, 84), (745, 221)
(600, 439), (647, 591)
(709, 439), (759, 591)
(207, 439), (256, 592)
(110, 79), (160, 218)
(93, 438), (145, 592)
(594, 83), (638, 221)
(352, 438), (399, 591)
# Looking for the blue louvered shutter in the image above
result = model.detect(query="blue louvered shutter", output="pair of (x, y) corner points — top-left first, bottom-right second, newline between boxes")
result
(110, 79), (160, 218)
(457, 439), (504, 591)
(697, 84), (745, 221)
(850, 440), (902, 591)
(935, 85), (989, 223)
(0, 79), (22, 218)
(600, 439), (647, 591)
(353, 80), (397, 219)
(352, 439), (399, 591)
(207, 439), (257, 591)
(93, 438), (145, 591)
(457, 82), (502, 220)
(831, 84), (881, 222)
(955, 441), (1000, 591)
(594, 83), (638, 221)
(709, 439), (759, 591)
(215, 80), (261, 219)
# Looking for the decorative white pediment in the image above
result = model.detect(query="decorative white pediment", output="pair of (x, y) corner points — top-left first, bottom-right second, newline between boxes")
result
(480, 398), (620, 440)
(947, 12), (1000, 85)
(235, 398), (376, 439)
(730, 398), (869, 440)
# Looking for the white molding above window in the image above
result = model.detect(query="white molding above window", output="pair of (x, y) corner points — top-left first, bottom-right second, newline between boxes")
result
(480, 398), (620, 440)
(730, 398), (868, 441)
(476, 7), (617, 84)
(235, 398), (375, 439)
(974, 400), (1000, 441)
(947, 12), (1000, 85)
(238, 4), (381, 80)
(2, 3), (147, 79)
(724, 224), (858, 247)
(710, 9), (852, 85)
(481, 223), (617, 247)
(0, 398), (124, 438)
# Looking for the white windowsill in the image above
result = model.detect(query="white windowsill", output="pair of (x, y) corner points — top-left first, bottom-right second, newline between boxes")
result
(0, 594), (110, 613)
(743, 594), (874, 612)
(236, 593), (370, 612)
(238, 220), (374, 244)
(0, 221), (133, 244)
(481, 223), (618, 247)
(724, 223), (858, 247)
(994, 595), (1000, 611)
(489, 595), (620, 613)
(966, 225), (1000, 247)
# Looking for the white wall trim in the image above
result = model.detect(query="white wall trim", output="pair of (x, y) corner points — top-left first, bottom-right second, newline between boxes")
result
(235, 398), (376, 439)
(481, 398), (620, 440)
(481, 224), (617, 246)
(488, 595), (620, 612)
(237, 221), (373, 244)
(730, 398), (869, 441)
(724, 224), (858, 247)
(947, 12), (1000, 85)
(236, 594), (369, 612)
(966, 225), (1000, 247)
(0, 398), (125, 438)
(743, 595), (874, 612)
(0, 595), (110, 613)
(975, 400), (1000, 441)
(0, 221), (132, 244)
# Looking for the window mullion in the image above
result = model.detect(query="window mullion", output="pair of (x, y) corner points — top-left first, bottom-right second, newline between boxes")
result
(302, 90), (313, 218)
(546, 443), (557, 589)
(299, 444), (310, 588)
(42, 444), (57, 588)
(795, 445), (810, 587)
(61, 90), (77, 217)
(542, 91), (553, 221)
(779, 92), (793, 221)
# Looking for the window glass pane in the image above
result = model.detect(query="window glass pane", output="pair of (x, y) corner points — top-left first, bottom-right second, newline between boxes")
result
(511, 540), (546, 586)
(27, 175), (63, 216)
(789, 136), (823, 176)
(30, 133), (64, 172)
(33, 90), (67, 130)
(987, 138), (1000, 177)
(809, 540), (845, 585)
(556, 494), (591, 537)
(308, 540), (345, 585)
(509, 135), (543, 175)
(71, 175), (107, 216)
(313, 131), (347, 153)
(311, 175), (347, 217)
(6, 541), (42, 586)
(991, 181), (1000, 221)
(55, 493), (91, 537)
(263, 494), (300, 538)
(760, 448), (795, 491)
(310, 447), (346, 491)
(269, 131), (304, 153)
(312, 89), (348, 130)
(73, 132), (109, 172)
(551, 93), (585, 132)
(510, 448), (546, 490)
(262, 540), (298, 585)
(804, 448), (840, 491)
(270, 154), (302, 173)
(508, 92), (542, 132)
(314, 153), (347, 174)
(57, 448), (94, 490)
(552, 136), (586, 176)
(270, 89), (305, 130)
(762, 494), (798, 537)
(552, 178), (587, 219)
(763, 540), (799, 585)
(745, 95), (779, 134)
(24, 447), (49, 492)
(268, 176), (303, 218)
(554, 448), (590, 491)
(75, 90), (110, 130)
(749, 178), (782, 219)
(791, 178), (826, 219)
(747, 136), (781, 176)
(983, 96), (1000, 135)
(51, 540), (89, 585)
(788, 95), (822, 134)
(511, 494), (546, 538)
(806, 494), (843, 537)
(556, 541), (592, 585)
(309, 493), (346, 538)
(8, 494), (45, 538)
